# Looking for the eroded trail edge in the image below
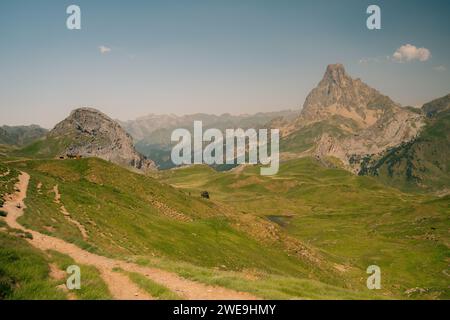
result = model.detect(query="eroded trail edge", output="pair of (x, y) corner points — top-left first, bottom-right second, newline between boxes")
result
(2, 171), (258, 300)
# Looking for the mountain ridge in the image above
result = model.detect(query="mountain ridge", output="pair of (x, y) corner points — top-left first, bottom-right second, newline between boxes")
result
(121, 109), (299, 169)
(0, 125), (48, 146)
(120, 110), (299, 142)
(359, 93), (450, 191)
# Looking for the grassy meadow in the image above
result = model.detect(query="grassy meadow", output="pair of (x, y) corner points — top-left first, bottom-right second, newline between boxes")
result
(159, 157), (450, 299)
(0, 156), (448, 299)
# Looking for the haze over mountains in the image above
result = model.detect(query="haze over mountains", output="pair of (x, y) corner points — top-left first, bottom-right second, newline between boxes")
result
(1, 64), (449, 300)
(120, 110), (299, 143)
(0, 125), (47, 146)
(1, 64), (448, 191)
(120, 110), (299, 169)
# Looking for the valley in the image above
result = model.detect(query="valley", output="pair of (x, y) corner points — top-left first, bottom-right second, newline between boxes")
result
(0, 64), (448, 301)
(1, 154), (448, 299)
(1, 0), (449, 305)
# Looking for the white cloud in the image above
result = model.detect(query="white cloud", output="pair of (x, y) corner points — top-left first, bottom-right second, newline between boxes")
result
(433, 65), (446, 72)
(392, 44), (431, 62)
(98, 45), (112, 54)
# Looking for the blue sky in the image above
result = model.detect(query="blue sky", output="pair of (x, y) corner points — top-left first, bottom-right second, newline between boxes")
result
(0, 0), (449, 128)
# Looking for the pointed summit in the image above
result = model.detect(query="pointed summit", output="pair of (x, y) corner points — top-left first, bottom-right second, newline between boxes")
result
(300, 64), (399, 128)
(322, 63), (349, 84)
(326, 63), (345, 71)
(277, 64), (425, 174)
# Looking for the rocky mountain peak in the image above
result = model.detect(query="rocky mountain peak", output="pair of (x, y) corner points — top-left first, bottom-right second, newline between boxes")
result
(69, 107), (109, 119)
(50, 107), (155, 170)
(322, 63), (350, 85)
(52, 107), (123, 138)
(300, 64), (399, 128)
(278, 64), (426, 173)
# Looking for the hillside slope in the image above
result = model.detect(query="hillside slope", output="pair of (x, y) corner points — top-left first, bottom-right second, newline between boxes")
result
(1, 157), (399, 299)
(360, 94), (450, 192)
(7, 159), (323, 276)
(0, 164), (113, 300)
(160, 158), (450, 299)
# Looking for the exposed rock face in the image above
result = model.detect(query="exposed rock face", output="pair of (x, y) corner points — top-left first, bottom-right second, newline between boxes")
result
(301, 64), (401, 128)
(281, 64), (425, 172)
(314, 107), (424, 172)
(49, 108), (156, 170)
(359, 94), (450, 191)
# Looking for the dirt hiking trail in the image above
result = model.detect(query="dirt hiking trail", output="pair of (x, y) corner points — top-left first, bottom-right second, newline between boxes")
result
(2, 171), (259, 300)
(52, 185), (89, 240)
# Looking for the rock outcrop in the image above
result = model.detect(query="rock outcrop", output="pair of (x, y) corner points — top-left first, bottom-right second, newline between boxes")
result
(301, 64), (400, 128)
(49, 108), (156, 170)
(359, 94), (450, 191)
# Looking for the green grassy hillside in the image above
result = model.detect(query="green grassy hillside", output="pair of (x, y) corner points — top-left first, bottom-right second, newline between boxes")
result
(0, 162), (113, 300)
(0, 226), (112, 300)
(2, 156), (448, 299)
(12, 136), (73, 159)
(160, 158), (450, 299)
(0, 125), (47, 147)
(0, 224), (66, 300)
(0, 157), (390, 299)
(8, 158), (321, 277)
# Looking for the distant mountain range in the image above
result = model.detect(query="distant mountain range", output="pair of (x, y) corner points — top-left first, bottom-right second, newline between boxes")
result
(1, 64), (448, 301)
(0, 125), (47, 146)
(120, 110), (299, 142)
(120, 110), (299, 169)
(4, 64), (448, 192)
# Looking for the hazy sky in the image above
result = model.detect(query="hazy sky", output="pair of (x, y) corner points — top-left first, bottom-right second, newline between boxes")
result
(1, 0), (449, 128)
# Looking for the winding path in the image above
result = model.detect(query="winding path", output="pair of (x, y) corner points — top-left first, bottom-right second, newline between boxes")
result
(2, 171), (258, 300)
